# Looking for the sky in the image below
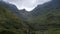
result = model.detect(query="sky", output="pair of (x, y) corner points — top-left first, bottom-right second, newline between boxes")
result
(3, 0), (51, 11)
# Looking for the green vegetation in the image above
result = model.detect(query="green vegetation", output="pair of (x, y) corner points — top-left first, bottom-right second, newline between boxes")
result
(0, 0), (60, 34)
(0, 6), (30, 34)
(0, 5), (60, 34)
(26, 6), (60, 34)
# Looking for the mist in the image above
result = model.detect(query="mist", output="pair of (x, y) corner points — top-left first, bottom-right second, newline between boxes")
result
(3, 0), (51, 11)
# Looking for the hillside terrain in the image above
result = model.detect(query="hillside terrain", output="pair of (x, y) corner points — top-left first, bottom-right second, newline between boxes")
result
(0, 0), (60, 34)
(0, 6), (31, 34)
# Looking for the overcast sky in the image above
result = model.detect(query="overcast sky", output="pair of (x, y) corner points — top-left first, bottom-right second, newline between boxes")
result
(3, 0), (51, 11)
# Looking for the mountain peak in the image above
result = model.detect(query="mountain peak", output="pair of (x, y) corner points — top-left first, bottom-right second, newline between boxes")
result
(21, 9), (26, 11)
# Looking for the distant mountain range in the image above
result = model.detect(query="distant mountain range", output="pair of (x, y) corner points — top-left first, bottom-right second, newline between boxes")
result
(0, 0), (60, 23)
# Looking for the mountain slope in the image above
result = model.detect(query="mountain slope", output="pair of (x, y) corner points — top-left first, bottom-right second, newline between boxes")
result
(0, 0), (60, 34)
(0, 6), (30, 34)
(0, 1), (30, 21)
(25, 0), (60, 32)
(28, 0), (60, 23)
(0, 1), (18, 13)
(30, 0), (60, 16)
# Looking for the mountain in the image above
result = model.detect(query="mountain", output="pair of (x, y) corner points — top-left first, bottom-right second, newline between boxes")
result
(0, 6), (31, 34)
(18, 9), (30, 21)
(0, 0), (30, 21)
(0, 1), (34, 34)
(26, 0), (60, 32)
(0, 0), (60, 34)
(0, 1), (18, 13)
(30, 0), (60, 16)
(28, 0), (60, 22)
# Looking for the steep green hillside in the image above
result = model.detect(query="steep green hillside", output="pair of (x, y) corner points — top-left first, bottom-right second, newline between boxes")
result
(0, 6), (30, 34)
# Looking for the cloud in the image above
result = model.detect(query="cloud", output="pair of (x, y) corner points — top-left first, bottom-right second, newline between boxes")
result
(3, 0), (51, 11)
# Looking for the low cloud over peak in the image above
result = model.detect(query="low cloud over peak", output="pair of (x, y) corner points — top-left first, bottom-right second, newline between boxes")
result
(3, 0), (51, 11)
